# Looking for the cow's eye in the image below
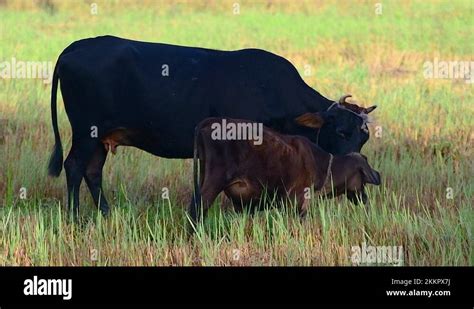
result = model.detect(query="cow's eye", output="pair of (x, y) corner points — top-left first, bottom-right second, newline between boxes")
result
(361, 124), (369, 133)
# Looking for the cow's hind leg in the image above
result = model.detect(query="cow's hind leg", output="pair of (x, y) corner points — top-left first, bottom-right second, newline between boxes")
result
(84, 144), (110, 216)
(64, 139), (98, 219)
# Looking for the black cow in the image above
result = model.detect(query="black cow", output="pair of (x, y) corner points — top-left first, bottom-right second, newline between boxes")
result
(47, 35), (377, 217)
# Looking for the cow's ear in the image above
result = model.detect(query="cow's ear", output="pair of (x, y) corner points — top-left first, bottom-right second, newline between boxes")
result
(294, 113), (325, 129)
(364, 105), (377, 114)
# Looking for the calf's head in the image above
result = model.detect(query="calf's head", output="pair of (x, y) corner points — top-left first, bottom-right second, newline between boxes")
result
(295, 95), (377, 155)
(336, 153), (381, 205)
(356, 154), (381, 186)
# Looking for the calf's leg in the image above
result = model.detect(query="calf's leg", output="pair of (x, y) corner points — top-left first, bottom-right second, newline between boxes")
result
(347, 188), (368, 205)
(188, 173), (225, 226)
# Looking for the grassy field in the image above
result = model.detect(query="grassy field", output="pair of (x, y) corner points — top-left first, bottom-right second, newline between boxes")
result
(0, 0), (472, 266)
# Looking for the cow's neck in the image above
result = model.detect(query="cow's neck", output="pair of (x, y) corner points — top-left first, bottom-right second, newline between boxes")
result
(301, 85), (335, 112)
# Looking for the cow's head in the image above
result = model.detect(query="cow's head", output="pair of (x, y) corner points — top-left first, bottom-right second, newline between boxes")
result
(295, 94), (377, 155)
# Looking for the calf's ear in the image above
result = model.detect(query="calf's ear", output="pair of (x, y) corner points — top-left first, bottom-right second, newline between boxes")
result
(364, 105), (377, 114)
(294, 113), (325, 129)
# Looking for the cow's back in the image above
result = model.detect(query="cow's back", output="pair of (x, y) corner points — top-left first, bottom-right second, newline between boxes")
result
(55, 36), (327, 158)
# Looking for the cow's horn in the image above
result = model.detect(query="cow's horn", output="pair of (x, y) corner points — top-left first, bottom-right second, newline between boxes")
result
(339, 94), (352, 104)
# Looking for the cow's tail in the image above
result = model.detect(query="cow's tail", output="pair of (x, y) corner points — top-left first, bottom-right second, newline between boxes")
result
(47, 61), (63, 177)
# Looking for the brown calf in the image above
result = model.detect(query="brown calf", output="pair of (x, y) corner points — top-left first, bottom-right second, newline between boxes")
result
(188, 116), (381, 224)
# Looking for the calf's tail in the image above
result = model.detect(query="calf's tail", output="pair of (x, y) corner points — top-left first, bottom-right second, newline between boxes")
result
(192, 124), (202, 206)
(47, 61), (63, 177)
